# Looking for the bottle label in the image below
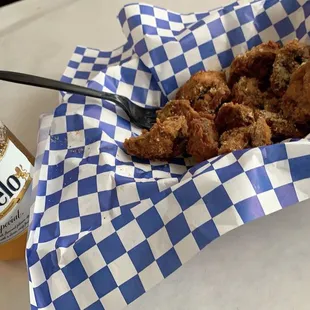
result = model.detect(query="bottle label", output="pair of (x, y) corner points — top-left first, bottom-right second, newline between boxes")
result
(0, 139), (32, 244)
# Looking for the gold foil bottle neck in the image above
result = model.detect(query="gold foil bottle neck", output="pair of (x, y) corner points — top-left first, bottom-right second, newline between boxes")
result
(0, 122), (8, 160)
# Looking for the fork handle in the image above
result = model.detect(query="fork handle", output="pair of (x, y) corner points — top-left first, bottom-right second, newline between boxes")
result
(0, 70), (127, 107)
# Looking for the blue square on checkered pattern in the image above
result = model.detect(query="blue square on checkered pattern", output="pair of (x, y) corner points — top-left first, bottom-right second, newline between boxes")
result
(189, 19), (205, 32)
(218, 49), (234, 68)
(168, 11), (182, 22)
(261, 144), (287, 164)
(117, 114), (131, 130)
(89, 267), (117, 298)
(151, 187), (172, 205)
(105, 75), (119, 93)
(27, 245), (39, 267)
(135, 39), (148, 56)
(128, 240), (155, 272)
(63, 167), (79, 187)
(137, 181), (159, 200)
(227, 27), (246, 47)
(137, 207), (164, 238)
(41, 250), (59, 280)
(246, 166), (273, 194)
(97, 233), (126, 264)
(112, 208), (134, 230)
(128, 15), (141, 30)
(275, 183), (298, 208)
(30, 212), (43, 231)
(173, 181), (200, 211)
(254, 12), (272, 32)
(74, 71), (90, 80)
(85, 128), (103, 145)
(120, 275), (145, 304)
(121, 67), (137, 85)
(247, 35), (263, 49)
(68, 94), (86, 105)
(275, 17), (295, 38)
(131, 86), (148, 104)
(62, 258), (88, 289)
(54, 104), (67, 117)
(157, 248), (182, 277)
(74, 234), (96, 256)
(109, 54), (122, 64)
(296, 22), (307, 39)
(81, 213), (102, 232)
(189, 62), (205, 75)
(68, 60), (79, 69)
(192, 219), (220, 250)
(118, 8), (126, 26)
(203, 185), (233, 217)
(66, 147), (84, 159)
(84, 105), (102, 120)
(208, 19), (225, 38)
(54, 291), (79, 310)
(42, 150), (49, 164)
(170, 54), (187, 74)
(199, 41), (216, 60)
(282, 0), (300, 14)
(290, 155), (310, 181)
(78, 176), (97, 196)
(37, 180), (47, 196)
(75, 46), (86, 55)
(150, 46), (168, 66)
(235, 196), (265, 222)
(56, 234), (79, 248)
(162, 76), (178, 95)
(48, 162), (64, 180)
(86, 300), (104, 310)
(143, 25), (158, 35)
(99, 188), (119, 210)
(180, 33), (197, 52)
(216, 161), (243, 183)
(34, 282), (52, 308)
(304, 2), (310, 18)
(166, 213), (191, 245)
(156, 18), (170, 29)
(236, 5), (254, 25)
(50, 133), (68, 150)
(45, 190), (61, 209)
(140, 4), (154, 15)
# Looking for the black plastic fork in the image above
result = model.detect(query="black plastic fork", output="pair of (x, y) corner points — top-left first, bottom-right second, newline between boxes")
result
(0, 71), (158, 130)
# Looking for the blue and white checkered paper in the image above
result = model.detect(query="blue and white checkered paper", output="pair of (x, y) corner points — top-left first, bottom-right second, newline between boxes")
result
(27, 0), (310, 309)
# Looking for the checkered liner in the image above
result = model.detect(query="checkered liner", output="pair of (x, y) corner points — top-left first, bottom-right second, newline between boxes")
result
(27, 1), (310, 309)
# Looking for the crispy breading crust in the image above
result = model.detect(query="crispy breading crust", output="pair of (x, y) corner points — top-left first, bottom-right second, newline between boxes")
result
(250, 117), (272, 147)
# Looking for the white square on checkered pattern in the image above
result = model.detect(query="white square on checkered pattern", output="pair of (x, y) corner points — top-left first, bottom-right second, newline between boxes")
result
(265, 160), (292, 188)
(153, 7), (169, 20)
(268, 2), (287, 24)
(84, 48), (100, 58)
(184, 48), (202, 67)
(116, 165), (135, 178)
(181, 14), (197, 24)
(67, 130), (85, 149)
(156, 193), (181, 224)
(40, 206), (59, 227)
(194, 24), (212, 45)
(71, 52), (83, 63)
(61, 181), (78, 202)
(213, 34), (230, 54)
(39, 304), (56, 310)
(241, 22), (258, 41)
(97, 172), (116, 192)
(109, 253), (137, 286)
(213, 205), (244, 235)
(92, 221), (115, 244)
(51, 117), (67, 135)
(155, 60), (174, 80)
(48, 150), (67, 165)
(117, 182), (140, 205)
(117, 220), (146, 251)
(72, 279), (98, 309)
(100, 288), (127, 310)
(157, 28), (174, 37)
(78, 164), (97, 180)
(133, 70), (151, 89)
(66, 103), (85, 116)
(290, 8), (306, 29)
(48, 270), (70, 301)
(29, 261), (46, 287)
(57, 247), (77, 268)
(221, 11), (241, 32)
(169, 21), (184, 31)
(39, 164), (48, 180)
(174, 68), (191, 88)
(147, 227), (173, 259)
(29, 283), (37, 307)
(202, 54), (222, 71)
(285, 141), (310, 159)
(258, 27), (280, 44)
(117, 81), (135, 100)
(223, 173), (256, 204)
(34, 196), (46, 213)
(78, 62), (95, 73)
(141, 14), (156, 27)
(99, 152), (116, 166)
(83, 116), (100, 130)
(238, 148), (264, 171)
(78, 193), (100, 216)
(292, 179), (310, 201)
(63, 67), (78, 80)
(37, 239), (56, 260)
(174, 234), (200, 264)
(164, 42), (183, 59)
(184, 198), (211, 231)
(212, 152), (236, 169)
(63, 158), (81, 174)
(194, 170), (222, 197)
(139, 261), (164, 291)
(152, 169), (172, 179)
(116, 148), (132, 162)
(232, 43), (248, 58)
(46, 176), (64, 196)
(59, 218), (82, 236)
(131, 199), (153, 218)
(169, 163), (188, 175)
(100, 107), (118, 126)
(257, 190), (282, 215)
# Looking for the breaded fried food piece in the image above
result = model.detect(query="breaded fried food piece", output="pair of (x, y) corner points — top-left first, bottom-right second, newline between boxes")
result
(175, 71), (230, 114)
(124, 116), (188, 160)
(157, 100), (200, 123)
(229, 41), (280, 87)
(257, 110), (305, 140)
(232, 77), (280, 112)
(219, 127), (251, 155)
(187, 118), (219, 163)
(215, 102), (255, 133)
(271, 40), (310, 97)
(282, 61), (310, 124)
(250, 117), (272, 147)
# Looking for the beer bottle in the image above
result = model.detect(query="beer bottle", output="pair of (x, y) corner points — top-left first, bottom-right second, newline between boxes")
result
(0, 122), (34, 260)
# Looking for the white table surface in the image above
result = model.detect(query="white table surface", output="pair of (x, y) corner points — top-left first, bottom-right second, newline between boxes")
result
(1, 0), (310, 309)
